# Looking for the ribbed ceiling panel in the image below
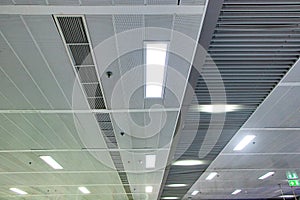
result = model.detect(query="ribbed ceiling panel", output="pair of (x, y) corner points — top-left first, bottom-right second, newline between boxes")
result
(161, 0), (300, 199)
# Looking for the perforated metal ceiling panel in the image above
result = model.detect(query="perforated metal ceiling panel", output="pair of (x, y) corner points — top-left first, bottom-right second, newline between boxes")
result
(0, 1), (206, 199)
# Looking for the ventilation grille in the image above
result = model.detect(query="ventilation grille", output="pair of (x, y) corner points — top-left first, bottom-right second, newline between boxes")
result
(56, 17), (88, 43)
(55, 16), (133, 200)
(56, 16), (105, 109)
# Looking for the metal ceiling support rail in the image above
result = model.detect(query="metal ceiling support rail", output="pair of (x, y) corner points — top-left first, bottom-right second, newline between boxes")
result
(161, 0), (300, 199)
(54, 16), (133, 200)
(0, 5), (204, 15)
(0, 108), (179, 114)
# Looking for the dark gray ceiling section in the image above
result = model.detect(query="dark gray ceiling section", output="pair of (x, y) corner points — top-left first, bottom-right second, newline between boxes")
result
(160, 0), (300, 199)
(158, 0), (224, 199)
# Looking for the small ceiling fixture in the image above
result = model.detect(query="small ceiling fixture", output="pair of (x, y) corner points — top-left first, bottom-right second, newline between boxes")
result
(232, 189), (242, 195)
(258, 172), (275, 180)
(233, 135), (256, 151)
(172, 160), (206, 166)
(191, 190), (199, 195)
(279, 195), (297, 198)
(161, 197), (179, 200)
(145, 154), (156, 169)
(145, 186), (153, 193)
(9, 188), (27, 195)
(191, 104), (242, 113)
(167, 184), (188, 187)
(206, 172), (218, 180)
(39, 156), (63, 169)
(78, 187), (90, 194)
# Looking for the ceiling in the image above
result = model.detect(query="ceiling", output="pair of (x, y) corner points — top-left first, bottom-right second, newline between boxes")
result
(0, 0), (300, 200)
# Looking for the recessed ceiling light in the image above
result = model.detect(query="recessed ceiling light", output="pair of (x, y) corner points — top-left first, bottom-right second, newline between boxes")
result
(9, 188), (27, 195)
(206, 172), (218, 180)
(258, 172), (275, 180)
(146, 154), (156, 169)
(232, 189), (242, 195)
(145, 186), (153, 193)
(167, 184), (188, 187)
(233, 135), (256, 151)
(191, 104), (242, 113)
(191, 190), (199, 195)
(172, 160), (207, 166)
(279, 195), (297, 198)
(78, 187), (90, 194)
(161, 197), (179, 200)
(39, 156), (63, 170)
(145, 42), (168, 98)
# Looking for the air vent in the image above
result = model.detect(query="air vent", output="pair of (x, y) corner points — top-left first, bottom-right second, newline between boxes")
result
(69, 45), (93, 65)
(95, 113), (111, 122)
(76, 67), (98, 83)
(82, 84), (102, 97)
(54, 15), (133, 199)
(87, 97), (106, 109)
(56, 17), (88, 43)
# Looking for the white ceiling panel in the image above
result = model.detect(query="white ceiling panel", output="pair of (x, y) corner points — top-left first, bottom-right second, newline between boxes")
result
(0, 2), (205, 200)
(22, 15), (81, 106)
(13, 0), (46, 5)
(47, 0), (79, 5)
(244, 86), (300, 128)
(222, 130), (300, 154)
(147, 0), (177, 5)
(0, 0), (13, 5)
(81, 0), (112, 6)
(0, 15), (73, 109)
(114, 0), (144, 5)
(180, 0), (206, 5)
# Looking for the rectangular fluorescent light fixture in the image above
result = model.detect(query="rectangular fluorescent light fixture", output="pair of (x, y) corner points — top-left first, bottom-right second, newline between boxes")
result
(232, 189), (242, 195)
(145, 42), (168, 98)
(191, 190), (199, 196)
(258, 172), (275, 180)
(233, 135), (256, 151)
(146, 154), (156, 169)
(279, 195), (296, 198)
(145, 186), (153, 193)
(194, 104), (241, 113)
(78, 187), (90, 194)
(10, 188), (27, 195)
(40, 156), (63, 169)
(206, 172), (218, 180)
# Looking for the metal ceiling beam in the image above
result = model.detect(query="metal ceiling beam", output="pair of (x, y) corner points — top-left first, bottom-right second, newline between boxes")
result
(0, 5), (204, 15)
(0, 108), (179, 114)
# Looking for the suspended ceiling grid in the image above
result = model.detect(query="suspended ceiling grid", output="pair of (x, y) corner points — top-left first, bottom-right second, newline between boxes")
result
(0, 1), (206, 200)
